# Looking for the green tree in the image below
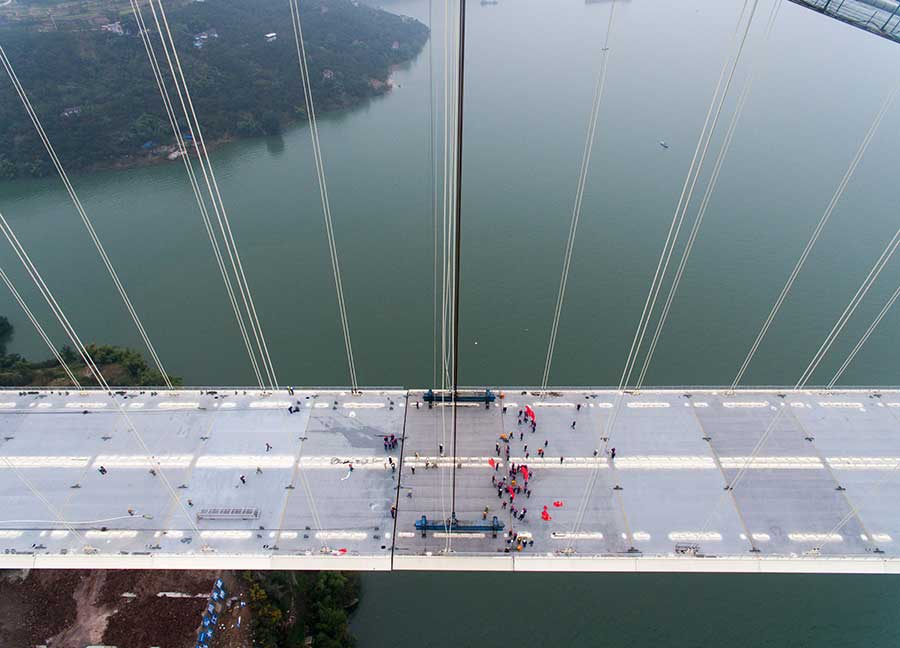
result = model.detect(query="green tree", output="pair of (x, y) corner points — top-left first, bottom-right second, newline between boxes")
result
(0, 316), (12, 356)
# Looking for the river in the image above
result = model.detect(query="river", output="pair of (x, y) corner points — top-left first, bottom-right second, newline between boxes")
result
(2, 0), (900, 644)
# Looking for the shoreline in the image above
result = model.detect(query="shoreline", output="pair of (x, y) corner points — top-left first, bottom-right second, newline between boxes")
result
(73, 80), (396, 176)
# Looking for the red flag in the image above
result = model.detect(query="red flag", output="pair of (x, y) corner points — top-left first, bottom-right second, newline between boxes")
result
(553, 501), (563, 508)
(521, 467), (529, 481)
(489, 458), (496, 468)
(525, 405), (536, 422)
(541, 507), (551, 521)
(507, 486), (515, 495)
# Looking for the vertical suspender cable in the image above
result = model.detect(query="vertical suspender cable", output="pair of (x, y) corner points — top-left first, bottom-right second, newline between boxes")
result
(565, 0), (757, 550)
(0, 45), (173, 389)
(0, 210), (204, 544)
(0, 265), (80, 387)
(730, 77), (900, 390)
(129, 0), (266, 389)
(288, 0), (359, 393)
(149, 0), (279, 390)
(634, 0), (782, 391)
(540, 0), (618, 395)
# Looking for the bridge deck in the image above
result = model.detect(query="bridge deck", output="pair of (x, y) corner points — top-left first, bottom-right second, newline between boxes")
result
(0, 388), (899, 572)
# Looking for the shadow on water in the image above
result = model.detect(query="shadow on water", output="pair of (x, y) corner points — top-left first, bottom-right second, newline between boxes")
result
(265, 134), (286, 157)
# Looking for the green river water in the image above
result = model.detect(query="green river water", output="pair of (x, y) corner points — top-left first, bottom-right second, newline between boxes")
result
(2, 0), (900, 644)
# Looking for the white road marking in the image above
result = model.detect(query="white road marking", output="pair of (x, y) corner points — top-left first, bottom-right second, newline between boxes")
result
(740, 533), (771, 542)
(343, 402), (385, 409)
(861, 533), (892, 542)
(93, 455), (193, 469)
(551, 532), (603, 540)
(723, 401), (768, 408)
(196, 455), (294, 469)
(158, 402), (199, 410)
(532, 402), (575, 408)
(719, 456), (823, 469)
(316, 531), (367, 540)
(0, 403), (16, 409)
(250, 401), (291, 409)
(0, 456), (90, 468)
(627, 402), (669, 408)
(668, 531), (722, 542)
(614, 456), (715, 470)
(0, 530), (23, 538)
(827, 457), (900, 470)
(433, 532), (484, 539)
(818, 402), (863, 409)
(788, 533), (842, 543)
(200, 530), (253, 539)
(85, 530), (139, 539)
(65, 402), (107, 409)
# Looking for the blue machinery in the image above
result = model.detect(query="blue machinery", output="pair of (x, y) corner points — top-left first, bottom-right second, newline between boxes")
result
(423, 389), (496, 406)
(415, 513), (505, 538)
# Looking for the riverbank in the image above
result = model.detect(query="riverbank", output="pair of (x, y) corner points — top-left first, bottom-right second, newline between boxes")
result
(0, 0), (428, 181)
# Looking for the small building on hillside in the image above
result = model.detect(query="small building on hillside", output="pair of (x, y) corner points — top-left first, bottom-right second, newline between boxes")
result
(100, 21), (124, 35)
(265, 32), (277, 42)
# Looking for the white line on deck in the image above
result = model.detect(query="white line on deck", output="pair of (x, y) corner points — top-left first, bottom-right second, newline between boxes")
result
(196, 455), (295, 469)
(827, 457), (900, 470)
(316, 531), (367, 540)
(200, 530), (253, 539)
(788, 533), (842, 543)
(668, 532), (722, 542)
(85, 530), (139, 539)
(719, 456), (823, 469)
(0, 456), (90, 468)
(93, 455), (193, 469)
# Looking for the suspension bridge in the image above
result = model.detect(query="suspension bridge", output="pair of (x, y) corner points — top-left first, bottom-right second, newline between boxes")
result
(2, 0), (900, 572)
(0, 387), (899, 572)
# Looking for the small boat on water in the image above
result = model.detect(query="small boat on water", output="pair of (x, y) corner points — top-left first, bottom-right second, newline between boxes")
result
(658, 140), (669, 149)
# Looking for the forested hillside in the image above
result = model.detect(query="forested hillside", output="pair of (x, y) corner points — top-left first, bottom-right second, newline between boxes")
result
(0, 0), (428, 178)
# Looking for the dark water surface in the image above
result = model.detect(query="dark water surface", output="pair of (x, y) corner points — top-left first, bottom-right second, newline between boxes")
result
(3, 0), (900, 644)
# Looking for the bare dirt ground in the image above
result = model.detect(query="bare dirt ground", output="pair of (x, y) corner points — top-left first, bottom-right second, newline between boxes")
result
(0, 569), (253, 648)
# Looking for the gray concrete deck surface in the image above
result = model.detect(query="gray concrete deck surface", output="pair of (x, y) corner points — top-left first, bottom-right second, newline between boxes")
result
(1, 388), (899, 572)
